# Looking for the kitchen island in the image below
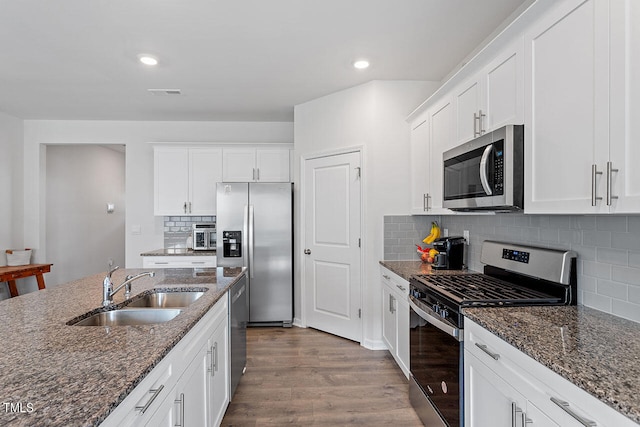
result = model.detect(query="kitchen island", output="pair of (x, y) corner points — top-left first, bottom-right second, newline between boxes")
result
(0, 266), (244, 427)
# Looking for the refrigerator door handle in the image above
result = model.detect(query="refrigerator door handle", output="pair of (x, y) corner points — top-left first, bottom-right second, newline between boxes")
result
(249, 205), (255, 279)
(243, 205), (249, 273)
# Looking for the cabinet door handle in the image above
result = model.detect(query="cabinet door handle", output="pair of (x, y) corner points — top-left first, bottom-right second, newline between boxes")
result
(256, 168), (260, 181)
(252, 168), (256, 181)
(135, 384), (164, 414)
(511, 402), (523, 427)
(208, 342), (218, 376)
(174, 392), (185, 427)
(389, 294), (395, 314)
(183, 202), (187, 214)
(188, 201), (192, 213)
(396, 284), (407, 292)
(423, 193), (431, 211)
(606, 161), (619, 206)
(475, 343), (500, 360)
(550, 397), (597, 426)
(591, 164), (603, 206)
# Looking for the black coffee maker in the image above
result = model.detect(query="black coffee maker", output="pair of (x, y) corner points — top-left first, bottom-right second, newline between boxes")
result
(432, 236), (465, 270)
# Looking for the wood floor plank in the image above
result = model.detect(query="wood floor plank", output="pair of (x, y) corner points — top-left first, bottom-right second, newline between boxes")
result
(221, 327), (423, 426)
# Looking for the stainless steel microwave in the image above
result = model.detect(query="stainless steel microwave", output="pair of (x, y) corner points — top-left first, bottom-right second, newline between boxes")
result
(442, 124), (524, 211)
(193, 223), (216, 250)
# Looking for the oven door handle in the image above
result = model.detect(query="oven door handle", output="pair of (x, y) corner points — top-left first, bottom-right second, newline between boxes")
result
(409, 297), (463, 342)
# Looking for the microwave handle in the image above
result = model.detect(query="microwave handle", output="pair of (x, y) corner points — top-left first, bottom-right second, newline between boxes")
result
(479, 144), (493, 196)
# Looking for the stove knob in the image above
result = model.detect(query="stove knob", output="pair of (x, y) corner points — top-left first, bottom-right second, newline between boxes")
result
(440, 309), (449, 319)
(432, 304), (440, 314)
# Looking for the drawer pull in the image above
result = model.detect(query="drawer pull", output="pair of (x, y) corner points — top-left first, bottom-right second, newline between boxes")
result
(135, 384), (164, 414)
(550, 397), (597, 426)
(383, 274), (391, 280)
(154, 262), (169, 265)
(396, 284), (407, 292)
(475, 343), (500, 360)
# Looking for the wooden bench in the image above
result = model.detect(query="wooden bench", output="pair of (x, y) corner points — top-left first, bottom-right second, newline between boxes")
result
(0, 264), (53, 297)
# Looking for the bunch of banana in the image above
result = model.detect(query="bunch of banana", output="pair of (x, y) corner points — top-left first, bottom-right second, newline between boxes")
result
(423, 221), (441, 244)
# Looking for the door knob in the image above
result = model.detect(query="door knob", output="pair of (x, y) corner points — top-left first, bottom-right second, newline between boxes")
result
(304, 249), (311, 255)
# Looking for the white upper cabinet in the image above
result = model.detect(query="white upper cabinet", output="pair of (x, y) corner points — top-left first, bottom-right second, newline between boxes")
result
(222, 147), (290, 182)
(609, 0), (640, 212)
(523, 0), (640, 214)
(429, 96), (455, 213)
(524, 0), (609, 214)
(154, 147), (222, 216)
(484, 38), (524, 132)
(409, 114), (430, 214)
(454, 38), (524, 145)
(454, 77), (483, 144)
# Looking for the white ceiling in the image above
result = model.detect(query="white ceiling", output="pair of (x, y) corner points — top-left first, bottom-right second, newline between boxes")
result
(0, 0), (529, 122)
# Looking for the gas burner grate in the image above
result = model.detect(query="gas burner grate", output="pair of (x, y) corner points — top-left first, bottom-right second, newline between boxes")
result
(412, 274), (562, 306)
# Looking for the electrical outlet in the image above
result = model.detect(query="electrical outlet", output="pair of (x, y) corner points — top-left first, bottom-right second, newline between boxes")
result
(463, 230), (470, 245)
(443, 228), (449, 237)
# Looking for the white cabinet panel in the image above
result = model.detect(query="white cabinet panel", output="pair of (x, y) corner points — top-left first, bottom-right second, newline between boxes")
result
(484, 37), (524, 132)
(255, 148), (290, 182)
(208, 311), (229, 427)
(154, 147), (222, 216)
(380, 266), (409, 378)
(524, 0), (610, 213)
(190, 148), (223, 215)
(454, 78), (483, 144)
(609, 0), (640, 213)
(222, 147), (290, 182)
(222, 148), (256, 182)
(155, 148), (190, 215)
(410, 115), (430, 213)
(429, 97), (454, 213)
(142, 256), (216, 268)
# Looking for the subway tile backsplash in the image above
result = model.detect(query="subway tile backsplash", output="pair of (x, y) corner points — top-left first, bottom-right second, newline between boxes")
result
(384, 214), (640, 323)
(163, 216), (215, 248)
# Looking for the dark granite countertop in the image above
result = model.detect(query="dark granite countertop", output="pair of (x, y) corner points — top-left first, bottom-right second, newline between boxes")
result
(379, 260), (475, 282)
(0, 266), (244, 426)
(140, 248), (216, 256)
(464, 306), (640, 424)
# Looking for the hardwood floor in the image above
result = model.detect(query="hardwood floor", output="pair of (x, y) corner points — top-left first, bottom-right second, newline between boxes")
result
(221, 327), (423, 426)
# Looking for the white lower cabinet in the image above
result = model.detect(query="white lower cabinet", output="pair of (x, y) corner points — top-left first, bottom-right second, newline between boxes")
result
(101, 293), (230, 427)
(142, 255), (217, 268)
(380, 266), (410, 378)
(465, 318), (637, 427)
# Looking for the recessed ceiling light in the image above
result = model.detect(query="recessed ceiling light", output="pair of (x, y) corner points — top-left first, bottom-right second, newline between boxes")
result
(353, 60), (370, 70)
(138, 55), (158, 66)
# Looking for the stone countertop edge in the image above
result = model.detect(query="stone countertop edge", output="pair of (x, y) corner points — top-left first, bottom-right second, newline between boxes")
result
(379, 259), (476, 281)
(0, 266), (245, 427)
(463, 306), (640, 425)
(140, 248), (217, 256)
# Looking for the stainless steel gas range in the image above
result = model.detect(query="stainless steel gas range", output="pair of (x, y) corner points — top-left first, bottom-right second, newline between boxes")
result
(408, 240), (577, 427)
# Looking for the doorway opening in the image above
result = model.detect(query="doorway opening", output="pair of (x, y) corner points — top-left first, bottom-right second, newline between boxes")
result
(45, 144), (125, 286)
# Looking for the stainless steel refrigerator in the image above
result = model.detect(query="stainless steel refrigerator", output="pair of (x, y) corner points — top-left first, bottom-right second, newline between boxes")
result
(216, 182), (293, 326)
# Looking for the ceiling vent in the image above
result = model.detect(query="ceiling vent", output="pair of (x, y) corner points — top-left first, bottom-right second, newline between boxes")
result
(147, 89), (182, 96)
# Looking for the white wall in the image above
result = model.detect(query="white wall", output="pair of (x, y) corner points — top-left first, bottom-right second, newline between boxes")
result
(46, 145), (125, 286)
(0, 112), (24, 299)
(294, 80), (439, 348)
(22, 121), (293, 272)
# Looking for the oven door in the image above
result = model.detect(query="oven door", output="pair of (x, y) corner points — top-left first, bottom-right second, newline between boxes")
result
(409, 296), (463, 427)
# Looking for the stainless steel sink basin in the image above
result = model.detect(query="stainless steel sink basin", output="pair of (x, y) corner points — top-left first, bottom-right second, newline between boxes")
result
(124, 291), (205, 308)
(71, 308), (182, 326)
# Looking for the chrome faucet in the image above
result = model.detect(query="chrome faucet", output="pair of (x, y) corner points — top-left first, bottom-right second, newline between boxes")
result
(102, 267), (155, 306)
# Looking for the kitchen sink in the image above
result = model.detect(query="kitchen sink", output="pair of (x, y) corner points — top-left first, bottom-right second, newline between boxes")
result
(123, 290), (205, 308)
(71, 308), (182, 326)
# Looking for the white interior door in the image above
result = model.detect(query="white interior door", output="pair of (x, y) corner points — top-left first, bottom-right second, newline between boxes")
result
(303, 151), (361, 342)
